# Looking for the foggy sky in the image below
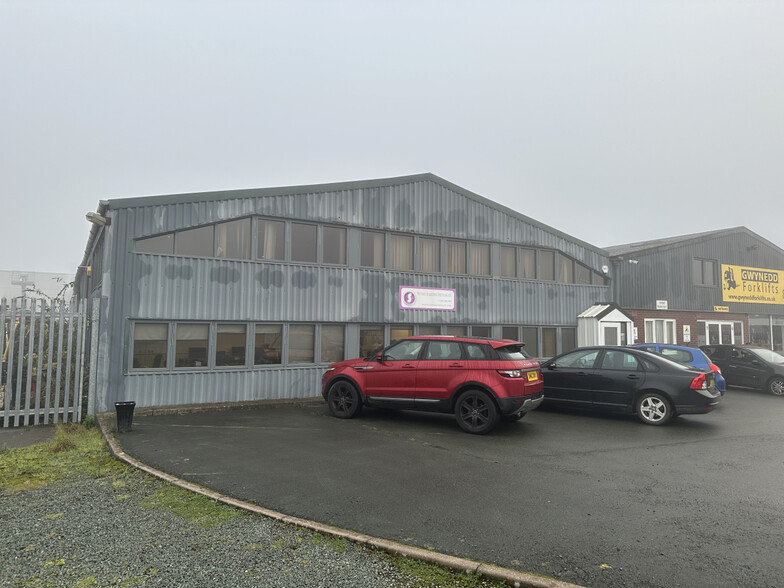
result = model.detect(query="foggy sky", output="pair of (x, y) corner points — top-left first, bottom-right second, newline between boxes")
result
(2, 0), (782, 273)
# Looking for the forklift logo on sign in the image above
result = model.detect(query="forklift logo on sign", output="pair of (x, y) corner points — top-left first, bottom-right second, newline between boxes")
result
(721, 264), (784, 305)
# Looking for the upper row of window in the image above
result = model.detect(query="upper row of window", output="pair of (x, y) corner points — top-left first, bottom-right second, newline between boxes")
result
(135, 217), (606, 284)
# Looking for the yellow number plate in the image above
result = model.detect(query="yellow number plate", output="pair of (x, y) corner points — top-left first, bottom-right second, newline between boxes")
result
(526, 371), (538, 382)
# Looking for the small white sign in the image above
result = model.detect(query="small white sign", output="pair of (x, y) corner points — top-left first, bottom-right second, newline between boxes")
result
(656, 300), (668, 310)
(399, 286), (456, 311)
(683, 325), (691, 343)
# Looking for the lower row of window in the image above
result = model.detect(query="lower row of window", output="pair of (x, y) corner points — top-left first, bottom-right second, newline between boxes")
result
(131, 321), (578, 371)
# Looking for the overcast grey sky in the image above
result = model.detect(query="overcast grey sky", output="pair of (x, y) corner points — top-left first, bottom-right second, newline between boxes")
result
(2, 0), (782, 273)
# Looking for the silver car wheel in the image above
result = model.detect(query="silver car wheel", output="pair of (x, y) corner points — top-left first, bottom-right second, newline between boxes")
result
(637, 393), (672, 425)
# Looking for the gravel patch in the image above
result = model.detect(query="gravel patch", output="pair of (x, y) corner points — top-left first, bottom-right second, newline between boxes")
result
(0, 468), (495, 587)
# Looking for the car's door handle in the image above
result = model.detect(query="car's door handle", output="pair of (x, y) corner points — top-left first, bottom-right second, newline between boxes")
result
(402, 364), (416, 369)
(627, 375), (640, 380)
(448, 363), (465, 368)
(577, 371), (588, 376)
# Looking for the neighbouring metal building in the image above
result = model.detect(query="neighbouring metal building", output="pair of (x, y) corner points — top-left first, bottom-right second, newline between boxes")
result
(76, 173), (611, 413)
(606, 227), (784, 350)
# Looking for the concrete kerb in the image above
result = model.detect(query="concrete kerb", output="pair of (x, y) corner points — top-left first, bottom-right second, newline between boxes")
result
(96, 409), (584, 588)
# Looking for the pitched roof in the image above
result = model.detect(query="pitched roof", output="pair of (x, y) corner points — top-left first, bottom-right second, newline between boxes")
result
(605, 227), (784, 257)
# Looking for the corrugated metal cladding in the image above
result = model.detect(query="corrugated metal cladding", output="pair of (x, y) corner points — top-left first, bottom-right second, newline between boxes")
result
(612, 229), (784, 313)
(89, 174), (611, 412)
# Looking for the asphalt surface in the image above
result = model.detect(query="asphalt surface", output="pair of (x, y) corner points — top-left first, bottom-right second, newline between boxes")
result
(0, 424), (56, 449)
(116, 389), (784, 588)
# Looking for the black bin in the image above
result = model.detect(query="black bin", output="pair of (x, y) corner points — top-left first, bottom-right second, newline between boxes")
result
(115, 401), (136, 432)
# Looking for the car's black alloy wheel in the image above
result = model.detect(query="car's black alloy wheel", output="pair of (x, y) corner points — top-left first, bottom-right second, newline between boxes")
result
(455, 389), (500, 434)
(327, 380), (362, 418)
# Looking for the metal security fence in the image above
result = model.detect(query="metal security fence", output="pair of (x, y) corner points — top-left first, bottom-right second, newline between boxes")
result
(1, 297), (88, 427)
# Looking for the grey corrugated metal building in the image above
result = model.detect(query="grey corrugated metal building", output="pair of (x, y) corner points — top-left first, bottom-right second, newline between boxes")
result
(76, 173), (611, 413)
(606, 227), (784, 349)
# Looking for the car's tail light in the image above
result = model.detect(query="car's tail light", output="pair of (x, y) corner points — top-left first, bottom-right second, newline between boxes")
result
(497, 369), (523, 378)
(690, 373), (709, 390)
(709, 363), (722, 375)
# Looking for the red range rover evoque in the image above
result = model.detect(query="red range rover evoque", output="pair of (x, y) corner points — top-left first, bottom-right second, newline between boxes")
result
(321, 336), (544, 434)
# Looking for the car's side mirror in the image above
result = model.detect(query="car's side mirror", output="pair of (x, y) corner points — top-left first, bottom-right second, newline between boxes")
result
(547, 363), (557, 370)
(375, 351), (383, 362)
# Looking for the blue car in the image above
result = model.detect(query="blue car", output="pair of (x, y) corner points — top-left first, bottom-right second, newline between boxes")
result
(632, 344), (727, 393)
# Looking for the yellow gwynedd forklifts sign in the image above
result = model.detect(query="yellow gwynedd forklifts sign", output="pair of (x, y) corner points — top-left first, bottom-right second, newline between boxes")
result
(721, 264), (784, 305)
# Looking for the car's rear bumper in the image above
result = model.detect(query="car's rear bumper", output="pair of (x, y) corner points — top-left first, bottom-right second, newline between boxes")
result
(498, 392), (544, 416)
(676, 399), (721, 415)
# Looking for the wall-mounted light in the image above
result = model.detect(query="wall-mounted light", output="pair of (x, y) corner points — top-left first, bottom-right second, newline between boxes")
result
(85, 212), (110, 226)
(628, 259), (639, 265)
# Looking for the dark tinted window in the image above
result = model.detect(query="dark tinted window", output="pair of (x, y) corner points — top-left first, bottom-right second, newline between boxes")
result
(601, 351), (640, 371)
(496, 344), (532, 360)
(464, 343), (490, 359)
(424, 341), (463, 360)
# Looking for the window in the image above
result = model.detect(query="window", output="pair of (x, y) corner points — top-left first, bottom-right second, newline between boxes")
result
(424, 341), (462, 360)
(135, 234), (174, 255)
(575, 263), (591, 285)
(500, 247), (516, 278)
(390, 325), (414, 343)
(418, 325), (441, 336)
(291, 223), (317, 263)
(445, 325), (467, 336)
(644, 319), (676, 343)
(384, 339), (425, 361)
(361, 231), (385, 268)
(557, 253), (574, 284)
(561, 328), (576, 353)
(465, 343), (490, 359)
(522, 327), (538, 357)
(320, 325), (345, 363)
(592, 271), (607, 286)
(601, 351), (640, 371)
(519, 249), (536, 279)
(258, 219), (285, 261)
(502, 326), (518, 340)
(446, 241), (466, 274)
(390, 235), (414, 270)
(419, 238), (440, 272)
(472, 326), (491, 338)
(693, 258), (717, 286)
(542, 327), (557, 357)
(288, 324), (315, 363)
(177, 226), (214, 257)
(554, 349), (599, 368)
(175, 323), (209, 368)
(132, 323), (168, 369)
(215, 219), (251, 259)
(359, 325), (384, 357)
(322, 226), (346, 265)
(254, 324), (282, 364)
(470, 243), (490, 276)
(215, 324), (246, 367)
(539, 251), (555, 281)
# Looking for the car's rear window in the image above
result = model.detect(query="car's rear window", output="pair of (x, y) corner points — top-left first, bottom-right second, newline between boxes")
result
(495, 344), (532, 360)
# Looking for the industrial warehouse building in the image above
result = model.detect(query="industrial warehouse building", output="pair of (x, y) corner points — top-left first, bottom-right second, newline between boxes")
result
(76, 173), (612, 413)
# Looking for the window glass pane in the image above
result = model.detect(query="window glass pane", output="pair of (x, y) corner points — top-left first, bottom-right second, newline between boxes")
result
(424, 341), (462, 360)
(254, 324), (282, 364)
(215, 219), (251, 259)
(419, 238), (440, 272)
(321, 325), (345, 363)
(472, 326), (491, 338)
(540, 251), (555, 281)
(520, 249), (536, 279)
(445, 325), (467, 336)
(733, 321), (744, 345)
(360, 325), (384, 357)
(542, 327), (557, 357)
(576, 264), (591, 285)
(133, 323), (168, 368)
(216, 324), (246, 366)
(390, 325), (414, 343)
(465, 343), (490, 359)
(502, 326), (518, 340)
(500, 247), (516, 278)
(291, 223), (317, 263)
(135, 234), (174, 255)
(322, 226), (346, 265)
(384, 339), (425, 360)
(692, 259), (703, 284)
(703, 260), (716, 286)
(418, 325), (441, 336)
(446, 241), (466, 274)
(289, 324), (315, 363)
(390, 235), (414, 270)
(561, 327), (576, 353)
(592, 271), (606, 285)
(258, 219), (285, 261)
(175, 323), (209, 368)
(557, 253), (574, 283)
(522, 327), (538, 357)
(470, 243), (490, 276)
(361, 231), (385, 268)
(176, 226), (214, 257)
